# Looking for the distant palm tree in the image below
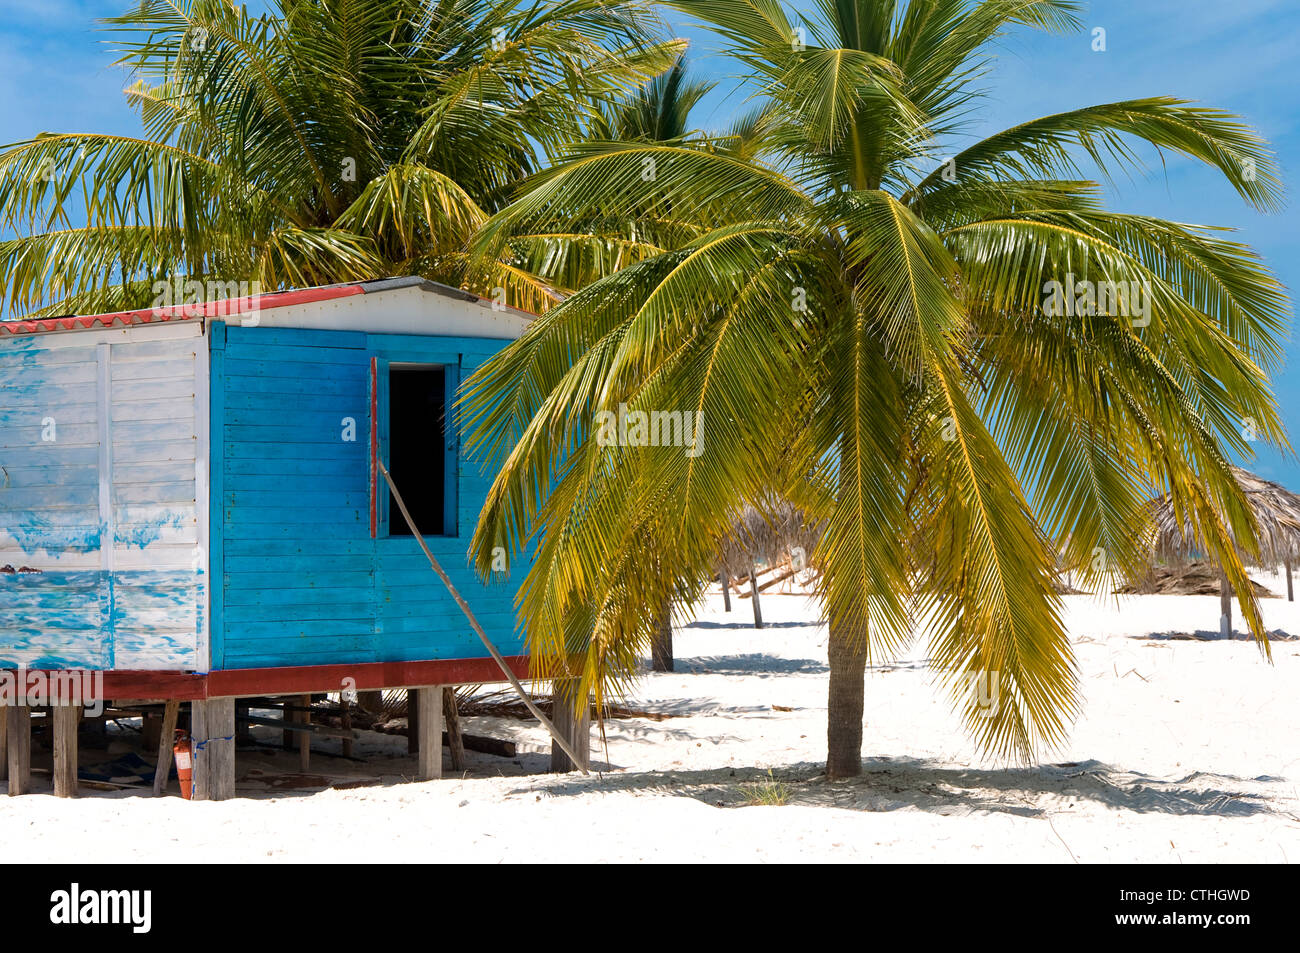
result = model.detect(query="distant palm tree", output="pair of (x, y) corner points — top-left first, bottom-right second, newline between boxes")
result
(461, 0), (1290, 776)
(525, 54), (717, 673)
(0, 0), (679, 317)
(594, 55), (714, 143)
(504, 54), (719, 304)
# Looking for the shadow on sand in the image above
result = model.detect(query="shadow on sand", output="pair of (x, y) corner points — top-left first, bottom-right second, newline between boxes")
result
(675, 653), (828, 676)
(685, 620), (815, 630)
(523, 757), (1289, 820)
(1135, 629), (1297, 642)
(668, 653), (931, 677)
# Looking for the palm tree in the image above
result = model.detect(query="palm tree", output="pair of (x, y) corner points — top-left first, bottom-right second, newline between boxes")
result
(0, 0), (680, 318)
(593, 55), (714, 144)
(460, 0), (1290, 778)
(538, 54), (715, 673)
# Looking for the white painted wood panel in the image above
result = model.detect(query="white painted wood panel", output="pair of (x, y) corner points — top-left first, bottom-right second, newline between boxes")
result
(0, 325), (207, 670)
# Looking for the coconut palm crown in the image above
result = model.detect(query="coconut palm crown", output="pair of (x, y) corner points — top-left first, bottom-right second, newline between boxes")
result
(460, 0), (1291, 774)
(0, 0), (681, 318)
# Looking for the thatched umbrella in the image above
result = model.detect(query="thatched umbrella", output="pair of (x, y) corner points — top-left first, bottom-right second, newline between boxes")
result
(1148, 467), (1300, 635)
(715, 499), (824, 629)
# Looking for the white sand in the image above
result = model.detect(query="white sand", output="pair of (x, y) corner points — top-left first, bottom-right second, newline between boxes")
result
(3, 581), (1299, 863)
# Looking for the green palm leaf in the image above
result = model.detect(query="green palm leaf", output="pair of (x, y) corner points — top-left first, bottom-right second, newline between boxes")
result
(463, 0), (1290, 776)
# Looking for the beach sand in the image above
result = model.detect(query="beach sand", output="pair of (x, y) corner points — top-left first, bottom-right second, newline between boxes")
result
(3, 579), (1298, 863)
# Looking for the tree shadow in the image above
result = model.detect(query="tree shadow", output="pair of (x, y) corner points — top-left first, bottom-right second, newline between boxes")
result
(673, 653), (828, 676)
(525, 757), (1289, 819)
(608, 697), (778, 719)
(685, 620), (816, 630)
(1135, 629), (1298, 642)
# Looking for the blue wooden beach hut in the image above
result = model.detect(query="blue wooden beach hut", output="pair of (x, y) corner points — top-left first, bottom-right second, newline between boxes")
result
(0, 277), (540, 797)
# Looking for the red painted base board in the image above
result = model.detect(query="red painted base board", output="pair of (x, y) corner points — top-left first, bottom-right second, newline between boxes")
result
(95, 656), (529, 700)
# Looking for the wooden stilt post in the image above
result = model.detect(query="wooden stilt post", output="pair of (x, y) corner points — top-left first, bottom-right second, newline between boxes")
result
(298, 694), (311, 772)
(443, 688), (464, 772)
(406, 689), (419, 755)
(192, 700), (210, 801)
(550, 680), (590, 773)
(1220, 569), (1233, 639)
(1, 706), (7, 783)
(153, 699), (179, 796)
(192, 698), (236, 801)
(416, 686), (443, 781)
(213, 699), (236, 800)
(749, 563), (764, 629)
(1287, 560), (1294, 602)
(282, 697), (294, 750)
(7, 705), (31, 796)
(53, 703), (80, 798)
(341, 699), (353, 758)
(141, 711), (162, 752)
(235, 701), (252, 745)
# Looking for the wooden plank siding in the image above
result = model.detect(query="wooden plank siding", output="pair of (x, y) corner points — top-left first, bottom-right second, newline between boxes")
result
(0, 326), (205, 670)
(211, 323), (526, 670)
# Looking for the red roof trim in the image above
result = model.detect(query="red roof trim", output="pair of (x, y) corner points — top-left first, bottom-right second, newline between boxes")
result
(0, 284), (366, 337)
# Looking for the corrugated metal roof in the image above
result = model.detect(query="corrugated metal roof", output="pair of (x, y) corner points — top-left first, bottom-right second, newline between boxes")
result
(0, 277), (532, 337)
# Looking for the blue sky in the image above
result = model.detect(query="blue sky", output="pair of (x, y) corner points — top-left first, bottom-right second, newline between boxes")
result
(2, 0), (1297, 486)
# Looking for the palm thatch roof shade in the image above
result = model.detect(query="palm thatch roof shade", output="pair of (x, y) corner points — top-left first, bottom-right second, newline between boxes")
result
(1149, 466), (1300, 567)
(714, 499), (825, 628)
(1148, 467), (1300, 630)
(715, 500), (823, 575)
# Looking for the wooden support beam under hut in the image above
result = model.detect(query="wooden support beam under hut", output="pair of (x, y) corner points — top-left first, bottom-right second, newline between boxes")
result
(52, 703), (80, 798)
(6, 705), (31, 796)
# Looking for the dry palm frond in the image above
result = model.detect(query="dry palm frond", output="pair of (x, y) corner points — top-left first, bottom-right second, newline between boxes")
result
(1117, 559), (1276, 596)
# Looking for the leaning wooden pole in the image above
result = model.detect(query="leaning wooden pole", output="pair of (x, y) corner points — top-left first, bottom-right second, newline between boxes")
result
(377, 461), (589, 774)
(153, 700), (179, 796)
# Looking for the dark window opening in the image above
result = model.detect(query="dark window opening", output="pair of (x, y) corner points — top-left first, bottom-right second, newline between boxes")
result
(388, 365), (446, 536)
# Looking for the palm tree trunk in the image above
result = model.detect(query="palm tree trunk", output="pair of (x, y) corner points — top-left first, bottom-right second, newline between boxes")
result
(826, 618), (866, 779)
(1219, 568), (1233, 638)
(719, 569), (732, 612)
(651, 595), (674, 672)
(749, 563), (764, 629)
